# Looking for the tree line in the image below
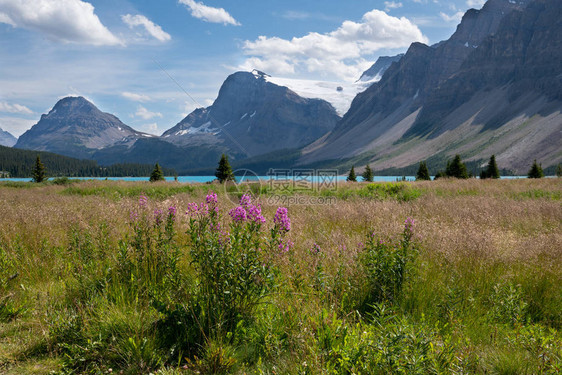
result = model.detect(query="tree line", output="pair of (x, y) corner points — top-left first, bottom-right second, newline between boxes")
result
(346, 155), (560, 182)
(0, 145), (176, 179)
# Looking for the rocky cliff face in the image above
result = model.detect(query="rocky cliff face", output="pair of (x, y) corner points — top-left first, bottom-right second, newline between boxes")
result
(358, 54), (404, 82)
(0, 127), (17, 147)
(301, 0), (560, 173)
(15, 97), (147, 159)
(162, 71), (340, 159)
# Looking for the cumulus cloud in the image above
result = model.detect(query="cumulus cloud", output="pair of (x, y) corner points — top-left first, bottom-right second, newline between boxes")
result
(0, 101), (33, 114)
(240, 9), (427, 80)
(122, 92), (151, 102)
(121, 14), (171, 42)
(466, 0), (485, 7)
(0, 0), (122, 46)
(135, 106), (162, 120)
(384, 1), (403, 11)
(139, 122), (159, 134)
(178, 0), (240, 26)
(439, 11), (464, 23)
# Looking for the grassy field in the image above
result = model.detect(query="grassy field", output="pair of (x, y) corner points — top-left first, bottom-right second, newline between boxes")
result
(0, 178), (560, 374)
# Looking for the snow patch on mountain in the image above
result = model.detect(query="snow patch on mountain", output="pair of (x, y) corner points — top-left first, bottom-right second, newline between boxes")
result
(264, 76), (371, 115)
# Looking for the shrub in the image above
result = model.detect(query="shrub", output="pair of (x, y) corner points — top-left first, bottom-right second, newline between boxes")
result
(186, 192), (290, 336)
(358, 217), (417, 309)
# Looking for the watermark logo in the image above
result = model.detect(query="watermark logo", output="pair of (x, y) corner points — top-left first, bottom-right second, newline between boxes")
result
(223, 168), (339, 206)
(223, 168), (264, 205)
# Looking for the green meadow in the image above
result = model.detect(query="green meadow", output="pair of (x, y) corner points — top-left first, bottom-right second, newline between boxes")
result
(0, 178), (560, 374)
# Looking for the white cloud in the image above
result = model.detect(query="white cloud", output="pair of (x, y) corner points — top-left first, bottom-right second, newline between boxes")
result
(384, 1), (403, 11)
(240, 9), (427, 80)
(139, 122), (159, 135)
(466, 0), (485, 7)
(135, 106), (162, 120)
(178, 0), (240, 26)
(0, 0), (122, 46)
(0, 101), (33, 114)
(439, 11), (464, 23)
(121, 14), (171, 42)
(122, 92), (151, 102)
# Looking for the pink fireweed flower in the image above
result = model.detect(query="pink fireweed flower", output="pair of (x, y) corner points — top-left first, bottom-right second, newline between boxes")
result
(139, 194), (148, 207)
(239, 193), (252, 208)
(229, 206), (247, 222)
(186, 202), (198, 215)
(404, 217), (415, 232)
(129, 211), (138, 222)
(206, 192), (218, 205)
(168, 206), (177, 219)
(154, 209), (164, 225)
(247, 203), (266, 224)
(274, 207), (291, 232)
(278, 240), (294, 253)
(310, 243), (321, 255)
(198, 203), (209, 216)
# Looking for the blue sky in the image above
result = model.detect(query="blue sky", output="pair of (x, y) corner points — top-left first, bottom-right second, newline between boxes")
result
(0, 0), (485, 137)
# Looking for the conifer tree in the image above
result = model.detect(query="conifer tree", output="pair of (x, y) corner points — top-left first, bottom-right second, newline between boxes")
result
(32, 155), (46, 183)
(149, 163), (165, 182)
(486, 155), (500, 179)
(527, 159), (544, 179)
(215, 154), (234, 183)
(445, 155), (469, 179)
(362, 164), (374, 182)
(556, 163), (562, 178)
(416, 161), (431, 181)
(347, 166), (357, 182)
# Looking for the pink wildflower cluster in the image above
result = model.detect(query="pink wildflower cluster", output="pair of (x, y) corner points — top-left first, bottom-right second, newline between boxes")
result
(404, 217), (415, 233)
(168, 206), (177, 220)
(310, 243), (321, 255)
(139, 194), (148, 207)
(206, 192), (218, 205)
(154, 209), (164, 225)
(274, 207), (291, 232)
(278, 240), (294, 253)
(186, 202), (198, 215)
(229, 206), (247, 222)
(228, 194), (266, 225)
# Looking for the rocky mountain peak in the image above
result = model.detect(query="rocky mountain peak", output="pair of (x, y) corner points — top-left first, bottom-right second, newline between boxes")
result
(0, 127), (17, 147)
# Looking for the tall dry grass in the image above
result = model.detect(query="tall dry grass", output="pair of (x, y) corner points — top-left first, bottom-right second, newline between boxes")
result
(0, 178), (560, 373)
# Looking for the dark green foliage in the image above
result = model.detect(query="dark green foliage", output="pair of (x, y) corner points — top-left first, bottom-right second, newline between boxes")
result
(481, 155), (500, 179)
(557, 164), (562, 177)
(358, 219), (416, 309)
(32, 156), (46, 183)
(416, 161), (431, 181)
(433, 170), (446, 180)
(0, 145), (176, 178)
(215, 154), (234, 183)
(361, 164), (374, 182)
(528, 160), (544, 179)
(149, 163), (165, 182)
(347, 166), (357, 182)
(445, 154), (469, 179)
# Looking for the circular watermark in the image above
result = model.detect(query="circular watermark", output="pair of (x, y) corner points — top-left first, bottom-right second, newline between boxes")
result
(222, 168), (264, 205)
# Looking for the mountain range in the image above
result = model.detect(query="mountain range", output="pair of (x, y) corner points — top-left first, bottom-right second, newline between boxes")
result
(11, 0), (562, 175)
(0, 127), (17, 147)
